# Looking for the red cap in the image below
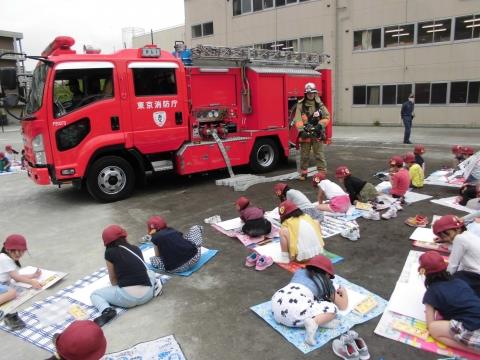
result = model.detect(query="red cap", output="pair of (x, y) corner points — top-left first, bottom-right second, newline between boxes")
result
(235, 196), (250, 210)
(0, 152), (4, 159)
(335, 166), (350, 178)
(278, 200), (299, 222)
(462, 146), (474, 156)
(403, 152), (416, 163)
(306, 255), (335, 278)
(147, 216), (167, 231)
(432, 215), (464, 236)
(5, 144), (12, 151)
(312, 172), (326, 187)
(389, 156), (404, 167)
(418, 251), (447, 275)
(274, 183), (288, 197)
(4, 234), (27, 251)
(102, 225), (127, 246)
(55, 320), (107, 360)
(414, 145), (425, 154)
(451, 145), (462, 155)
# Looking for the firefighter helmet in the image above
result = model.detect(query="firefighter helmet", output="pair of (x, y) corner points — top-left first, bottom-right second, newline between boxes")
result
(304, 82), (318, 94)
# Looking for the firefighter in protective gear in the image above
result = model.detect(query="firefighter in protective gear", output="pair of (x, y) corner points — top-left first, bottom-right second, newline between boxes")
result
(293, 82), (330, 180)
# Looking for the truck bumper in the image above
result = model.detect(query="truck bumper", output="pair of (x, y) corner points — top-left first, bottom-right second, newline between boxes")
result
(27, 165), (51, 185)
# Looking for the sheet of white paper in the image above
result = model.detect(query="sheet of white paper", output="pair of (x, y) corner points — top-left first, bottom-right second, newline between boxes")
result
(13, 267), (66, 289)
(68, 275), (112, 306)
(404, 191), (432, 203)
(431, 197), (477, 214)
(265, 207), (280, 221)
(387, 281), (426, 321)
(332, 284), (367, 316)
(375, 181), (392, 193)
(254, 241), (283, 262)
(216, 217), (243, 231)
(409, 227), (437, 243)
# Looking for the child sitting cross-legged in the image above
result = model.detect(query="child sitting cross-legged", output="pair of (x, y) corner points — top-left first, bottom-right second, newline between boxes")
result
(271, 255), (348, 346)
(414, 144), (426, 172)
(419, 251), (480, 354)
(404, 152), (424, 188)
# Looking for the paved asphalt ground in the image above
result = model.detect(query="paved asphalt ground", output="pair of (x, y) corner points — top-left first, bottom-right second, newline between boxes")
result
(1, 124), (480, 359)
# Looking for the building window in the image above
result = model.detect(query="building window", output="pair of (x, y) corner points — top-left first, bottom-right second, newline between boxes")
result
(450, 81), (468, 103)
(353, 86), (366, 105)
(415, 83), (430, 104)
(367, 86), (380, 105)
(287, 0), (297, 3)
(299, 36), (323, 52)
(418, 19), (451, 44)
(431, 83), (448, 104)
(382, 85), (396, 105)
(468, 82), (480, 104)
(353, 29), (381, 50)
(384, 24), (414, 47)
(454, 14), (480, 40)
(275, 0), (286, 6)
(192, 22), (214, 38)
(397, 84), (412, 104)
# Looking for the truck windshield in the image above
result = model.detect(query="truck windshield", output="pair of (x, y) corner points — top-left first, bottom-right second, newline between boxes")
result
(26, 63), (48, 114)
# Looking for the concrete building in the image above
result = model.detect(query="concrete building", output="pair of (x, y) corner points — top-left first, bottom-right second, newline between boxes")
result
(132, 25), (186, 52)
(0, 30), (24, 71)
(134, 0), (480, 127)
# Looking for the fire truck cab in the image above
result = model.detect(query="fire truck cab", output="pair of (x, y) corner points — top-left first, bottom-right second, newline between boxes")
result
(17, 37), (332, 202)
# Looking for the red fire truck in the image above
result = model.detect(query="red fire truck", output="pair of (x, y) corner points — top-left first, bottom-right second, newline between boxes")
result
(2, 37), (332, 202)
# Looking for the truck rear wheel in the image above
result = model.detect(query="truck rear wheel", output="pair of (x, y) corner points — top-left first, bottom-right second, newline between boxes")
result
(86, 156), (135, 202)
(249, 138), (279, 173)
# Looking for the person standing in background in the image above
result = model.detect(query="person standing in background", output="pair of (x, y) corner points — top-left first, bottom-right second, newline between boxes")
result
(401, 94), (415, 144)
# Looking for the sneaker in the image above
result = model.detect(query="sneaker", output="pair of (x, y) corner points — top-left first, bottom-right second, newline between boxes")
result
(405, 215), (429, 228)
(3, 312), (26, 331)
(346, 331), (370, 360)
(245, 252), (259, 268)
(154, 278), (163, 297)
(341, 222), (360, 241)
(393, 201), (403, 211)
(255, 255), (274, 271)
(381, 206), (397, 220)
(140, 234), (152, 244)
(373, 201), (390, 211)
(332, 334), (360, 360)
(93, 307), (117, 327)
(362, 210), (380, 221)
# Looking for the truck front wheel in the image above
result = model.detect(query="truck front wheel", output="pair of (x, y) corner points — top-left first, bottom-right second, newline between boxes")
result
(249, 138), (279, 173)
(86, 156), (135, 202)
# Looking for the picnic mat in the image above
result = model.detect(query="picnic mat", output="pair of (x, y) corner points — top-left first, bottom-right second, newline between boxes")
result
(140, 243), (218, 276)
(424, 169), (464, 188)
(251, 275), (387, 354)
(0, 267), (67, 314)
(0, 268), (169, 353)
(374, 250), (478, 359)
(430, 196), (478, 214)
(102, 335), (186, 360)
(212, 221), (280, 247)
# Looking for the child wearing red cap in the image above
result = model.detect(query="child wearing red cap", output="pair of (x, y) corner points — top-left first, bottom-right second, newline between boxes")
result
(433, 215), (480, 297)
(4, 145), (18, 162)
(0, 152), (12, 172)
(419, 251), (480, 354)
(414, 145), (426, 172)
(45, 320), (107, 360)
(146, 216), (204, 273)
(452, 145), (466, 167)
(334, 166), (378, 204)
(272, 254), (348, 346)
(312, 173), (351, 213)
(277, 200), (324, 263)
(404, 152), (424, 188)
(235, 196), (272, 237)
(90, 225), (161, 327)
(1, 234), (42, 330)
(274, 183), (323, 221)
(388, 156), (410, 198)
(461, 147), (480, 184)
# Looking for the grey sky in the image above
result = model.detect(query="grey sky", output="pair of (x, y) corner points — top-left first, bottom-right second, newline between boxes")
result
(2, 0), (185, 70)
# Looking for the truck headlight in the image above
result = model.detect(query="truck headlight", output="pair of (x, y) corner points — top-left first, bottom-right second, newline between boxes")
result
(32, 134), (45, 152)
(35, 151), (46, 165)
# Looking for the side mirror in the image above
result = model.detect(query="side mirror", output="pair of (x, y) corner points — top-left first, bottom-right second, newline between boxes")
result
(3, 94), (19, 107)
(0, 68), (18, 90)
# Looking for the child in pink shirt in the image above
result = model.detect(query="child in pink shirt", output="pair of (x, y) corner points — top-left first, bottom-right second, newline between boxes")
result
(389, 156), (410, 198)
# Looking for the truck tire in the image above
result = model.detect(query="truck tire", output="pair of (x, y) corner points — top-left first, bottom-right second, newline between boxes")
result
(249, 138), (279, 173)
(86, 156), (135, 202)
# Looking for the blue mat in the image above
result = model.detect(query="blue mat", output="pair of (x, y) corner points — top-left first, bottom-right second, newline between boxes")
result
(140, 243), (218, 276)
(250, 275), (387, 354)
(0, 268), (169, 353)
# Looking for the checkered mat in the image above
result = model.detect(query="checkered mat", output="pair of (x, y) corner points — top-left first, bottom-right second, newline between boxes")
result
(140, 243), (218, 276)
(102, 334), (186, 360)
(0, 268), (170, 353)
(251, 275), (387, 354)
